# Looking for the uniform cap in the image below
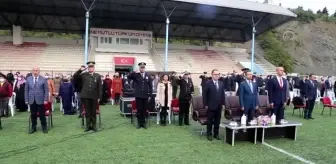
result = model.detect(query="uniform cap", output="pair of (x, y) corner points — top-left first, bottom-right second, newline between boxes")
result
(86, 61), (96, 66)
(182, 70), (190, 76)
(138, 62), (146, 68)
(241, 68), (250, 72)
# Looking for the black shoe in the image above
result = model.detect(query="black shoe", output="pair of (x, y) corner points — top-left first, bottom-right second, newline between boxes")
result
(84, 127), (90, 132)
(213, 136), (221, 140)
(136, 125), (141, 129)
(304, 117), (309, 120)
(42, 128), (48, 134)
(184, 123), (190, 126)
(179, 124), (183, 126)
(29, 128), (36, 134)
(207, 136), (213, 141)
(142, 124), (147, 129)
(308, 117), (314, 119)
(92, 127), (98, 132)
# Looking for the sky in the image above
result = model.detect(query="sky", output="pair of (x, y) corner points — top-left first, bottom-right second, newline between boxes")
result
(249, 0), (336, 14)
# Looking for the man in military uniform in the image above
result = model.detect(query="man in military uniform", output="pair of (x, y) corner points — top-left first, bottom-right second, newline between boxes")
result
(128, 62), (152, 129)
(73, 61), (102, 132)
(170, 72), (179, 98)
(177, 71), (194, 126)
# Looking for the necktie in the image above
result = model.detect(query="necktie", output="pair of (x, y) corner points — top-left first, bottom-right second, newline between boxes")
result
(249, 81), (253, 93)
(34, 77), (37, 84)
(141, 73), (144, 78)
(215, 81), (218, 90)
(279, 78), (283, 88)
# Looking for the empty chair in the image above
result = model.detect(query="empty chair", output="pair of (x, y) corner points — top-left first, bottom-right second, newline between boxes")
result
(255, 95), (270, 117)
(292, 96), (305, 117)
(191, 96), (207, 135)
(224, 96), (243, 121)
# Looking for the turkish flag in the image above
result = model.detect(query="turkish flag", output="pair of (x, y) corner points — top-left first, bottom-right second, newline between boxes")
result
(114, 57), (135, 66)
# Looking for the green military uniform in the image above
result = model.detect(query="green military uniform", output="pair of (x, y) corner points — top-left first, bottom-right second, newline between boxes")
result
(73, 61), (102, 132)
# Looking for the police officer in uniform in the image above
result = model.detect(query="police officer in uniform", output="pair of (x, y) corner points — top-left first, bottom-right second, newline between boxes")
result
(128, 62), (152, 129)
(177, 71), (194, 126)
(73, 61), (102, 132)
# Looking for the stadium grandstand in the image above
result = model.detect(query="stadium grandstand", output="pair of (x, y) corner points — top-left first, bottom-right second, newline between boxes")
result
(0, 0), (295, 83)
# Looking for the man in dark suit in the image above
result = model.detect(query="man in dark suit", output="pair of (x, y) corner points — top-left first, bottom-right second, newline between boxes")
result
(128, 62), (153, 129)
(177, 71), (194, 126)
(239, 71), (259, 124)
(303, 74), (317, 119)
(267, 67), (287, 124)
(203, 69), (225, 141)
(25, 67), (49, 134)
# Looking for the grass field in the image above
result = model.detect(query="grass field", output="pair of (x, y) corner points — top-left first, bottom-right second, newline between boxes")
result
(0, 103), (335, 164)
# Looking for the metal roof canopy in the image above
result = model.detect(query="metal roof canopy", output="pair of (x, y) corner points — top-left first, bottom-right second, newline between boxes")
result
(0, 0), (296, 43)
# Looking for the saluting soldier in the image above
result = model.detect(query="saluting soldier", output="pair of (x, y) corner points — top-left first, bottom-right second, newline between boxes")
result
(177, 71), (194, 126)
(128, 62), (153, 129)
(236, 68), (250, 84)
(73, 61), (102, 132)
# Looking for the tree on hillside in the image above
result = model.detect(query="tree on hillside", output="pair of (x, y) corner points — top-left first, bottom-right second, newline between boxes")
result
(317, 10), (322, 14)
(292, 7), (317, 23)
(333, 10), (336, 17)
(322, 7), (329, 15)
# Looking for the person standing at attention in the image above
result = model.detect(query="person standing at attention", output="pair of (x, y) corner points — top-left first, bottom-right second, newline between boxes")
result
(73, 61), (102, 132)
(111, 72), (122, 105)
(177, 71), (194, 126)
(239, 71), (259, 124)
(25, 67), (49, 134)
(156, 74), (173, 126)
(267, 67), (287, 124)
(128, 62), (153, 129)
(303, 74), (317, 120)
(202, 69), (225, 141)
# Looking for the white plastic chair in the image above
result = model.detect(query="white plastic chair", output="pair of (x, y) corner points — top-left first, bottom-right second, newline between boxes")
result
(198, 85), (202, 95)
(315, 89), (321, 104)
(293, 89), (300, 97)
(8, 93), (16, 117)
(330, 91), (336, 104)
(326, 91), (334, 105)
(60, 98), (63, 113)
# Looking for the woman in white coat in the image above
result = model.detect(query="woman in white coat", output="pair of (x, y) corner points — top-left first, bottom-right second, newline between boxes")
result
(156, 74), (173, 126)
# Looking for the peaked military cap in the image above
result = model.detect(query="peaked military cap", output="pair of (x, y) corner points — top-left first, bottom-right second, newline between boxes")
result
(138, 62), (146, 67)
(241, 68), (250, 72)
(182, 70), (190, 75)
(86, 61), (96, 66)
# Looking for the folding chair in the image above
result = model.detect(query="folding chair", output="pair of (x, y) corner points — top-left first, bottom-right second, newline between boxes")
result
(28, 103), (53, 132)
(321, 97), (336, 115)
(81, 104), (102, 129)
(292, 96), (305, 117)
(170, 98), (179, 124)
(191, 96), (207, 135)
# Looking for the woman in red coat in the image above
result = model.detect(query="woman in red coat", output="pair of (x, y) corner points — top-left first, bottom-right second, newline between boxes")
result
(0, 75), (13, 117)
(104, 75), (112, 102)
(112, 72), (123, 105)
